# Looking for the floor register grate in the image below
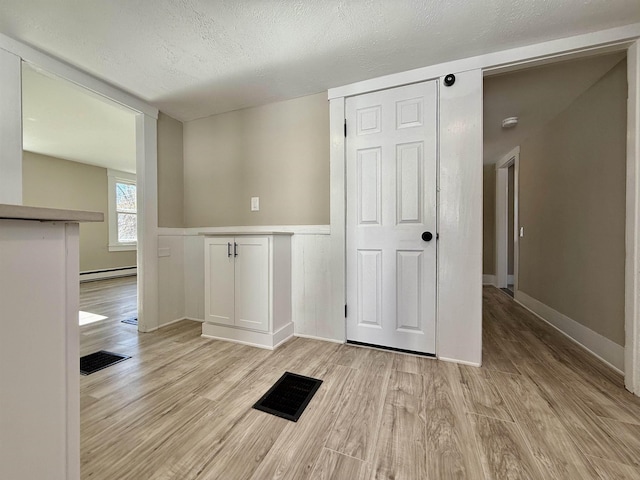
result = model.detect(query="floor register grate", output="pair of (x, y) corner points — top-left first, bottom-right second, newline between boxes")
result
(80, 350), (131, 375)
(252, 371), (323, 422)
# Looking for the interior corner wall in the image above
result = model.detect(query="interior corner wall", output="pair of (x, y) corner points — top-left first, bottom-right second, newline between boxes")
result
(483, 164), (496, 275)
(22, 151), (136, 271)
(519, 59), (627, 346)
(182, 92), (330, 227)
(157, 112), (184, 228)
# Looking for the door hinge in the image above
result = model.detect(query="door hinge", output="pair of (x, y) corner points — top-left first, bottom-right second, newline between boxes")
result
(345, 304), (348, 317)
(344, 120), (347, 137)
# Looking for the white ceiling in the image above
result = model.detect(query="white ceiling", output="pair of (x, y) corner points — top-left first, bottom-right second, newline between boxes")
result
(22, 64), (136, 173)
(483, 53), (625, 164)
(1, 1), (639, 121)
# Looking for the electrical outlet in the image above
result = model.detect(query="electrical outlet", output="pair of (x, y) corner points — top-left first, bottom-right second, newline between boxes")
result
(251, 197), (260, 212)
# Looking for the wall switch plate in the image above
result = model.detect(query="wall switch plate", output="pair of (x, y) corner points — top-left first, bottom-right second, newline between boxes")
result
(251, 197), (260, 211)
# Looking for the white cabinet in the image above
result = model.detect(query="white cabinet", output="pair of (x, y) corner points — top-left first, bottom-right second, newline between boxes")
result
(203, 233), (293, 349)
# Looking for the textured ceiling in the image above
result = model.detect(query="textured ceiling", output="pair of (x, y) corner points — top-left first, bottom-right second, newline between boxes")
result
(1, 0), (639, 121)
(22, 64), (136, 173)
(483, 52), (625, 164)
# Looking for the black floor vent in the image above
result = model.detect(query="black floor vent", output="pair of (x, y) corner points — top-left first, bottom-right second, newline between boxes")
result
(253, 372), (323, 422)
(121, 317), (138, 326)
(80, 350), (131, 375)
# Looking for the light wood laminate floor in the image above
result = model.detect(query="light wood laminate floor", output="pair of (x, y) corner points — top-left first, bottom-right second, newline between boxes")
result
(80, 280), (640, 479)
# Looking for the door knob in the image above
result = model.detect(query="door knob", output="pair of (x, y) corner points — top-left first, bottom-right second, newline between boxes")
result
(422, 231), (433, 242)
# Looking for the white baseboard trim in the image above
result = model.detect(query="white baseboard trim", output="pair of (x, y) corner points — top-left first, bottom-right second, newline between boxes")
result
(294, 333), (345, 344)
(438, 356), (482, 367)
(201, 322), (294, 350)
(158, 317), (203, 329)
(79, 266), (136, 282)
(515, 290), (624, 373)
(483, 274), (496, 286)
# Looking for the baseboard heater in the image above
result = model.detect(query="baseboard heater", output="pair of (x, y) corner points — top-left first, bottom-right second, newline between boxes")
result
(80, 266), (137, 283)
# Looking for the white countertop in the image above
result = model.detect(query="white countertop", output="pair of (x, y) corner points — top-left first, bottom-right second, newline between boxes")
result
(0, 204), (104, 223)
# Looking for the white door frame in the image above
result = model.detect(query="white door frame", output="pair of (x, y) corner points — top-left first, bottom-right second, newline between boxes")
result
(495, 147), (519, 291)
(329, 24), (640, 392)
(0, 33), (159, 333)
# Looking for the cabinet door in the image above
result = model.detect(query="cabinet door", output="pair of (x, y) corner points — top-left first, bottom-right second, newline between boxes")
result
(204, 237), (235, 326)
(234, 236), (269, 332)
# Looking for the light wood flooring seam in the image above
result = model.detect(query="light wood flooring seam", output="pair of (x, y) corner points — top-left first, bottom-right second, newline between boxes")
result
(322, 446), (369, 463)
(78, 279), (640, 480)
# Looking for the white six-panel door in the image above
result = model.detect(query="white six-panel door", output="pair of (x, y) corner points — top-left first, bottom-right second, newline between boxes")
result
(346, 80), (437, 354)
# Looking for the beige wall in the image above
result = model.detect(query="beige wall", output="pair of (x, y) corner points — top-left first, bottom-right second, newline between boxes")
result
(157, 112), (184, 228)
(183, 92), (330, 227)
(22, 151), (136, 271)
(519, 59), (627, 345)
(483, 165), (496, 275)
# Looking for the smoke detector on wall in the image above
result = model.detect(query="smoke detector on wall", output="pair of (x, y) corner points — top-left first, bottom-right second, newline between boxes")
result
(502, 116), (519, 129)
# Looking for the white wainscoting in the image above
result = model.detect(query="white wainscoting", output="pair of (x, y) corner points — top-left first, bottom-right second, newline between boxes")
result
(515, 290), (624, 373)
(158, 226), (341, 342)
(158, 235), (185, 328)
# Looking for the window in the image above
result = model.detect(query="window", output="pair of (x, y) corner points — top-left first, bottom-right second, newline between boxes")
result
(108, 169), (137, 251)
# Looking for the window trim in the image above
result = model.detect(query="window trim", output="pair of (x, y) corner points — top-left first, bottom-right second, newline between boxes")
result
(107, 168), (137, 252)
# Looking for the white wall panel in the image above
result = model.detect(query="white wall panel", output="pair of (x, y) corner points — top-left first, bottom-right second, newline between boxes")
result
(184, 234), (204, 320)
(157, 235), (185, 327)
(437, 69), (483, 366)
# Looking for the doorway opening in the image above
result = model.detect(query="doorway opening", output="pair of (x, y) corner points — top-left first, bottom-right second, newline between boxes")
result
(20, 62), (140, 335)
(483, 51), (628, 375)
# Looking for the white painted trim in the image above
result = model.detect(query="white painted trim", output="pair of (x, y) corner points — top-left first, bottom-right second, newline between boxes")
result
(294, 333), (345, 344)
(184, 225), (330, 236)
(79, 267), (136, 282)
(201, 321), (294, 350)
(516, 290), (624, 373)
(183, 317), (205, 323)
(329, 97), (347, 343)
(0, 33), (158, 118)
(626, 40), (640, 394)
(495, 147), (519, 290)
(64, 223), (80, 480)
(135, 114), (158, 333)
(483, 275), (496, 286)
(438, 357), (482, 368)
(0, 48), (22, 204)
(328, 23), (640, 99)
(157, 317), (202, 329)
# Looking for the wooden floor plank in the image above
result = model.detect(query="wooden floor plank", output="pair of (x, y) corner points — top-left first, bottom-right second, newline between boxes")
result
(310, 448), (371, 480)
(469, 413), (544, 480)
